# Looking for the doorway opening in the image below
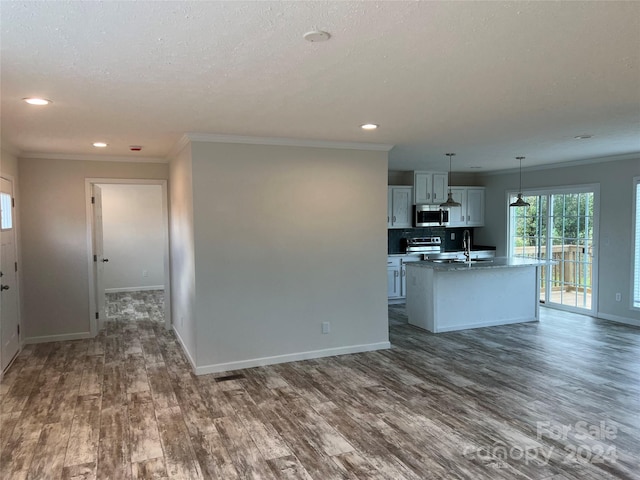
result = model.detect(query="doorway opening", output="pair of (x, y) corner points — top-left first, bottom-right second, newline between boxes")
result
(508, 184), (599, 315)
(86, 179), (171, 334)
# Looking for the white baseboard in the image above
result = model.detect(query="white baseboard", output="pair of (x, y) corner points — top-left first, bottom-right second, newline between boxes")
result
(193, 341), (391, 376)
(596, 312), (640, 328)
(430, 317), (538, 333)
(172, 325), (197, 372)
(24, 331), (93, 344)
(105, 286), (164, 293)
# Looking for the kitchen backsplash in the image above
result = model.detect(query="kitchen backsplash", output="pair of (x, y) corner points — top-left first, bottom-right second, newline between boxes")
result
(388, 227), (475, 254)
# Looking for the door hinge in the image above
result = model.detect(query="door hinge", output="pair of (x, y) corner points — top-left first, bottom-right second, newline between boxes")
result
(14, 262), (17, 272)
(93, 254), (97, 262)
(91, 196), (95, 204)
(17, 324), (20, 335)
(95, 312), (99, 319)
(12, 197), (15, 208)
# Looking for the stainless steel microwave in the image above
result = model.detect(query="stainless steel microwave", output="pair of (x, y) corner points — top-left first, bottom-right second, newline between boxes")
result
(414, 204), (449, 227)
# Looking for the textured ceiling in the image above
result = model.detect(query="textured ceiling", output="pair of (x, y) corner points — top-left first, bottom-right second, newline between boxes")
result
(1, 1), (639, 172)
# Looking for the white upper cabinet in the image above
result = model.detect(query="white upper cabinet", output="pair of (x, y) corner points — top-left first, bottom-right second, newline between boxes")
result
(446, 186), (485, 227)
(388, 186), (413, 228)
(414, 172), (448, 204)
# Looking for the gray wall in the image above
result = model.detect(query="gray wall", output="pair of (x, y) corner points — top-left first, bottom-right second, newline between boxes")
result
(475, 156), (640, 325)
(170, 141), (390, 373)
(18, 157), (168, 341)
(101, 184), (165, 291)
(169, 143), (197, 364)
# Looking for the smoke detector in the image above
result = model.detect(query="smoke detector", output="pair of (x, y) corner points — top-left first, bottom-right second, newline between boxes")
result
(303, 30), (331, 42)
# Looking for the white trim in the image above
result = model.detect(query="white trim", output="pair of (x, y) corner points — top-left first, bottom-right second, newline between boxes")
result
(596, 312), (640, 328)
(632, 176), (640, 311)
(105, 286), (164, 293)
(430, 317), (538, 334)
(193, 341), (391, 375)
(478, 152), (640, 175)
(166, 135), (191, 160)
(85, 178), (172, 334)
(172, 325), (197, 372)
(24, 332), (93, 344)
(182, 132), (394, 152)
(20, 152), (168, 163)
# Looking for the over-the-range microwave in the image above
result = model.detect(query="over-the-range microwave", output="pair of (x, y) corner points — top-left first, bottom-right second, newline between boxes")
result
(414, 204), (450, 227)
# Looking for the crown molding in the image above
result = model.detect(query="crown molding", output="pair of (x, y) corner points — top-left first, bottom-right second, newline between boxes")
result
(478, 151), (640, 176)
(18, 152), (168, 163)
(182, 132), (394, 152)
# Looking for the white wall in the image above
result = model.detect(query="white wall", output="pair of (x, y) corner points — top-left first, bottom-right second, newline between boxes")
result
(188, 141), (390, 373)
(101, 184), (164, 291)
(18, 157), (168, 342)
(168, 143), (197, 365)
(475, 156), (640, 325)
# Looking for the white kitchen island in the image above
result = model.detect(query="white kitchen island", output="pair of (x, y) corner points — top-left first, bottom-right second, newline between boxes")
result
(405, 257), (549, 333)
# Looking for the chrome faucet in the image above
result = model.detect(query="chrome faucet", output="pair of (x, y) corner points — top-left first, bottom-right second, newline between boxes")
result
(462, 229), (471, 262)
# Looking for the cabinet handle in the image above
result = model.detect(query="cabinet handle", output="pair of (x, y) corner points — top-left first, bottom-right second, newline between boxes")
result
(467, 215), (470, 221)
(402, 270), (406, 277)
(461, 216), (464, 222)
(393, 216), (396, 222)
(427, 193), (430, 200)
(395, 271), (399, 277)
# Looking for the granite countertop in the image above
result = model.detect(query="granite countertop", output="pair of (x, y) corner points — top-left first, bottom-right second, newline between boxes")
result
(406, 256), (552, 271)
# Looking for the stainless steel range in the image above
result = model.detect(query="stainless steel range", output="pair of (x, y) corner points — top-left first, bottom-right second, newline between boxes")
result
(404, 236), (442, 255)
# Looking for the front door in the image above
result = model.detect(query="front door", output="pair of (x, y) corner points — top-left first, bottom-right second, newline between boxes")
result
(1, 177), (20, 372)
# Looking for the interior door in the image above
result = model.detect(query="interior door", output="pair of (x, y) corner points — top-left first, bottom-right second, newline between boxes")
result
(1, 177), (20, 372)
(92, 185), (107, 328)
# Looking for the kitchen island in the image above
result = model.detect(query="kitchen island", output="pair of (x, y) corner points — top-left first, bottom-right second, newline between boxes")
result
(405, 257), (549, 333)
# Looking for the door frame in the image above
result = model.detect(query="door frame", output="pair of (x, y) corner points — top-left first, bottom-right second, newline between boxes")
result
(506, 183), (600, 315)
(0, 174), (21, 377)
(85, 178), (171, 334)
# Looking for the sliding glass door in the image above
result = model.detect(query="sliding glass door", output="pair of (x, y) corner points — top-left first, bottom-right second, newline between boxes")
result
(508, 186), (598, 314)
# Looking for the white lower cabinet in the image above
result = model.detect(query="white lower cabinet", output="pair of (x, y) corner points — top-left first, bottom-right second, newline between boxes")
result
(388, 255), (421, 300)
(446, 187), (485, 227)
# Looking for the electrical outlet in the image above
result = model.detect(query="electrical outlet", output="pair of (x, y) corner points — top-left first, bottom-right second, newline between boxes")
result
(322, 322), (330, 334)
(142, 270), (148, 277)
(615, 293), (621, 302)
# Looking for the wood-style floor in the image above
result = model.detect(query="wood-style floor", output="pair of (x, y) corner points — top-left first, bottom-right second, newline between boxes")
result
(1, 304), (639, 479)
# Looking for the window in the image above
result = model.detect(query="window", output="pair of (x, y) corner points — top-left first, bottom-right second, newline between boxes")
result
(633, 177), (640, 309)
(0, 192), (12, 230)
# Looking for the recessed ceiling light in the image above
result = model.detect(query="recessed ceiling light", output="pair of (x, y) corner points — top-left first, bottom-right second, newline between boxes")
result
(93, 142), (108, 148)
(303, 30), (331, 42)
(574, 134), (593, 139)
(361, 124), (379, 130)
(23, 97), (51, 106)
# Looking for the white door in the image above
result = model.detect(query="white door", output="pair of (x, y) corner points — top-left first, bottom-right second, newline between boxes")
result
(1, 177), (20, 372)
(92, 185), (107, 328)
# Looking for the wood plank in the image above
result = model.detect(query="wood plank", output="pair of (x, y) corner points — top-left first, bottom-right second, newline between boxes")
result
(266, 455), (314, 480)
(213, 416), (278, 480)
(124, 354), (149, 394)
(146, 364), (178, 410)
(64, 394), (102, 468)
(189, 428), (240, 480)
(96, 407), (131, 480)
(131, 458), (168, 480)
(79, 355), (105, 396)
(127, 391), (163, 463)
(26, 422), (69, 479)
(155, 406), (202, 479)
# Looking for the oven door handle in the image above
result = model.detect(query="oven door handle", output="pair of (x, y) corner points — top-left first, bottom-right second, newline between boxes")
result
(440, 209), (444, 225)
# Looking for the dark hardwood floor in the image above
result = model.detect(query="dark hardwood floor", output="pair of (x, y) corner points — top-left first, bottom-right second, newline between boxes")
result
(1, 305), (639, 479)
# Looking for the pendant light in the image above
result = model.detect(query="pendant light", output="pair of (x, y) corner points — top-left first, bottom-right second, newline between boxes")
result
(440, 153), (462, 208)
(509, 156), (530, 207)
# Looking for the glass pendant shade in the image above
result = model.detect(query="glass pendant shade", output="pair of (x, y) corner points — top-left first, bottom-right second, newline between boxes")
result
(440, 153), (462, 208)
(509, 156), (530, 208)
